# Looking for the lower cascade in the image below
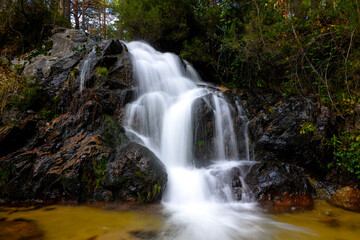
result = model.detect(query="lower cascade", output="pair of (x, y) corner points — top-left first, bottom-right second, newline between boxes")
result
(123, 42), (296, 240)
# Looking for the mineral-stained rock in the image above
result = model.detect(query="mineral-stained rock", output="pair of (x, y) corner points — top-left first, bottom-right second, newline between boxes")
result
(330, 186), (360, 212)
(244, 162), (315, 209)
(0, 29), (153, 203)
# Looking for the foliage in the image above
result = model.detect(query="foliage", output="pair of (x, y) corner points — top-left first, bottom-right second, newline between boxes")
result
(11, 82), (48, 112)
(330, 131), (360, 178)
(0, 61), (54, 124)
(0, 0), (70, 56)
(0, 62), (26, 118)
(112, 0), (193, 52)
(300, 122), (316, 135)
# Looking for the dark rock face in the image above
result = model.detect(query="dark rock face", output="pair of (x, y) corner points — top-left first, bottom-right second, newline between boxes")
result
(0, 117), (38, 157)
(247, 95), (331, 177)
(245, 162), (315, 208)
(0, 28), (165, 203)
(191, 90), (249, 167)
(105, 143), (167, 203)
(192, 94), (216, 167)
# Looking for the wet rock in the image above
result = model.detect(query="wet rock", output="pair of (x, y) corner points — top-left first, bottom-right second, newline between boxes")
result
(0, 106), (130, 202)
(330, 186), (360, 212)
(0, 29), (160, 203)
(245, 162), (315, 208)
(104, 142), (167, 203)
(247, 96), (330, 177)
(307, 177), (338, 200)
(192, 94), (216, 167)
(192, 91), (245, 167)
(77, 38), (132, 92)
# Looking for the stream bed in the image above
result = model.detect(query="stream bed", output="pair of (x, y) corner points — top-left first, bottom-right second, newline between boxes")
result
(1, 200), (359, 240)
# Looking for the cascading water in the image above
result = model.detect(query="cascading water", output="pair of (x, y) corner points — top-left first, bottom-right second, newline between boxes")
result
(123, 41), (299, 239)
(80, 48), (96, 91)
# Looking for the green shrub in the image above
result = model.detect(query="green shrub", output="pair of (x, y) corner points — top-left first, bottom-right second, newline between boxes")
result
(11, 83), (48, 111)
(330, 131), (360, 178)
(300, 122), (316, 135)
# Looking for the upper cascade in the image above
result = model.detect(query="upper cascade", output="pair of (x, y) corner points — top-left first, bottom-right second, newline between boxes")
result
(124, 41), (249, 168)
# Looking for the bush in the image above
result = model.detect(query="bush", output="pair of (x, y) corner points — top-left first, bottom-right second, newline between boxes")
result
(330, 131), (360, 178)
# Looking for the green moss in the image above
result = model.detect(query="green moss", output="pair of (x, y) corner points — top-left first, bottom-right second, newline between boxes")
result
(11, 82), (48, 111)
(95, 46), (102, 57)
(93, 156), (108, 188)
(147, 191), (151, 201)
(152, 184), (161, 198)
(103, 115), (127, 147)
(96, 67), (108, 77)
(38, 108), (56, 121)
(0, 162), (15, 189)
(135, 171), (144, 179)
(73, 44), (85, 52)
(119, 177), (127, 184)
(137, 192), (144, 203)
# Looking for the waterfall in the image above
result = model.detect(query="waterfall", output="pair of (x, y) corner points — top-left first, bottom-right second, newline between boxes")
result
(123, 41), (287, 239)
(79, 48), (95, 91)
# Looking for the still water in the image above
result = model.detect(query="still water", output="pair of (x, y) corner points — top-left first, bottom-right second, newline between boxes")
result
(1, 200), (359, 240)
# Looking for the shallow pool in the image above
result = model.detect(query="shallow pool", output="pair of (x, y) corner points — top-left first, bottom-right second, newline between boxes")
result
(0, 200), (359, 240)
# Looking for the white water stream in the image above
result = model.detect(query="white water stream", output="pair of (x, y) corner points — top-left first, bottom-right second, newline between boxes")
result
(123, 42), (300, 240)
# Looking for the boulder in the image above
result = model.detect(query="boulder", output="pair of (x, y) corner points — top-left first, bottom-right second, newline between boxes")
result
(0, 80), (166, 203)
(244, 162), (315, 209)
(191, 91), (247, 167)
(104, 142), (167, 203)
(330, 186), (360, 212)
(192, 94), (216, 167)
(247, 96), (330, 177)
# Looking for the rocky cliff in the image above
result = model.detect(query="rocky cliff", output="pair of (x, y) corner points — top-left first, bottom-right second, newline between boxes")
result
(0, 28), (166, 203)
(0, 28), (353, 207)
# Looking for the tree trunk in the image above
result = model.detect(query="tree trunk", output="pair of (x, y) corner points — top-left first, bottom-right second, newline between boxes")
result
(82, 0), (86, 31)
(99, 7), (102, 36)
(74, 0), (80, 29)
(103, 0), (106, 38)
(59, 0), (71, 20)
